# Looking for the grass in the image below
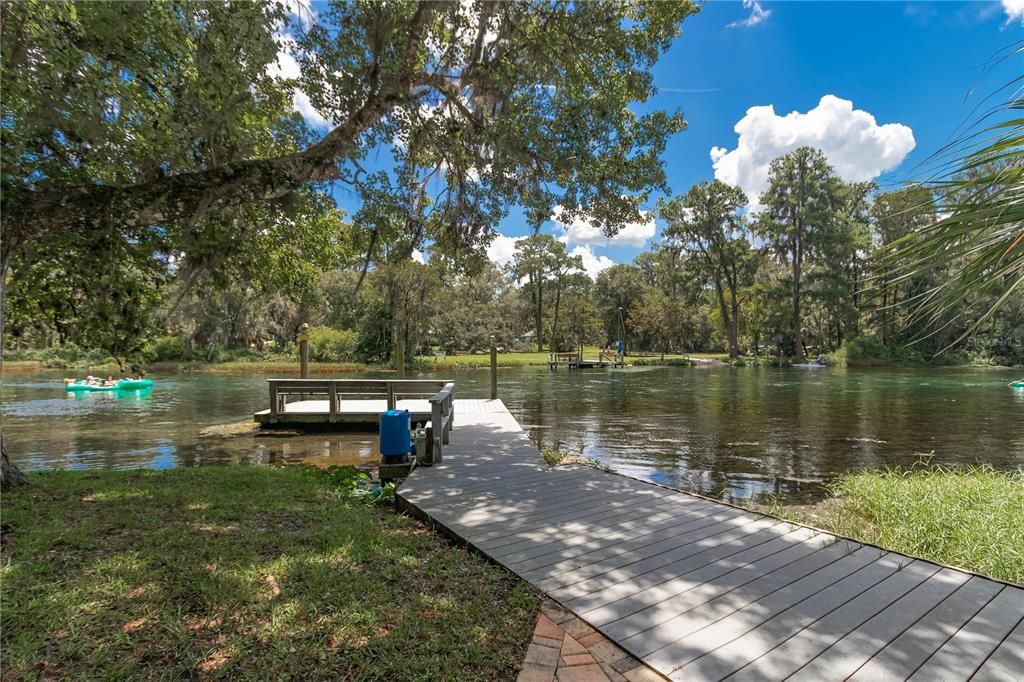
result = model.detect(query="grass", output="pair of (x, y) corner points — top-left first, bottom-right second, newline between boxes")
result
(0, 467), (539, 680)
(767, 464), (1024, 585)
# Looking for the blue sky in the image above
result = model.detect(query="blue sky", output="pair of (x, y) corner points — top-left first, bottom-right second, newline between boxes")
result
(291, 1), (1023, 275)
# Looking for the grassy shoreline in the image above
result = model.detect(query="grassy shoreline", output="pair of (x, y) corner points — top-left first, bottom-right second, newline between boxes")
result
(762, 464), (1024, 585)
(0, 467), (539, 680)
(2, 350), (704, 374)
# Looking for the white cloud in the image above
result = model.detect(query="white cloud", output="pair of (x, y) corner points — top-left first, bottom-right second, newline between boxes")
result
(411, 249), (426, 264)
(727, 0), (772, 28)
(267, 35), (333, 130)
(570, 246), (616, 280)
(1003, 0), (1024, 23)
(710, 95), (915, 210)
(279, 0), (315, 30)
(551, 208), (656, 248)
(486, 233), (521, 266)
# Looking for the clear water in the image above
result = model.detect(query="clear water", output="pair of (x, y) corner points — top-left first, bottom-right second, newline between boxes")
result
(3, 366), (1022, 504)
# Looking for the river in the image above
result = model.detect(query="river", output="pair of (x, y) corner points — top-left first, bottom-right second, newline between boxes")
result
(3, 365), (1022, 504)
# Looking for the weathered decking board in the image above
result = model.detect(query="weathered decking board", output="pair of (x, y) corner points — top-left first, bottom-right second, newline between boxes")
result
(397, 400), (1024, 681)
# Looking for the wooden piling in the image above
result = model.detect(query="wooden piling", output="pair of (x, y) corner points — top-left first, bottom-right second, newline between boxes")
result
(298, 323), (309, 379)
(489, 335), (497, 400)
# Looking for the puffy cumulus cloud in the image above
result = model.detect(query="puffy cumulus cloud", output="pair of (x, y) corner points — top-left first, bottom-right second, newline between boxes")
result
(411, 249), (426, 264)
(710, 95), (915, 210)
(569, 246), (616, 280)
(551, 208), (656, 249)
(727, 0), (772, 28)
(266, 37), (333, 130)
(485, 233), (521, 266)
(1003, 0), (1024, 23)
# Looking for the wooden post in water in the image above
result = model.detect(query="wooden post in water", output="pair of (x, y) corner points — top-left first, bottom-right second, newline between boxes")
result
(298, 323), (310, 378)
(489, 335), (497, 400)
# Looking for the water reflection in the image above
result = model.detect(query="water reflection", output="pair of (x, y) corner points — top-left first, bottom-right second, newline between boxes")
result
(3, 366), (1022, 504)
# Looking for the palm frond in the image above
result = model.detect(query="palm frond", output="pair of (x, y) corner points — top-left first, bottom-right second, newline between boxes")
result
(884, 45), (1024, 350)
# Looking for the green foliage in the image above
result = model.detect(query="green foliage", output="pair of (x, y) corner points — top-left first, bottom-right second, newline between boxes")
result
(825, 464), (1024, 584)
(143, 336), (185, 362)
(660, 180), (757, 358)
(306, 327), (358, 363)
(2, 343), (116, 369)
(308, 465), (397, 504)
(885, 54), (1024, 345)
(540, 448), (565, 466)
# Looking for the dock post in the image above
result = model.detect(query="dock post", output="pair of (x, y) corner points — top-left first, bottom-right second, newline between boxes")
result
(489, 335), (497, 400)
(298, 323), (309, 379)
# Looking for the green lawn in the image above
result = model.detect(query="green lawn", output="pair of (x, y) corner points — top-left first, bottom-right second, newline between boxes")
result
(770, 464), (1024, 585)
(0, 467), (539, 680)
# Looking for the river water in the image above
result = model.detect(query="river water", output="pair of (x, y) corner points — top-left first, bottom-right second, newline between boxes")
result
(3, 366), (1022, 504)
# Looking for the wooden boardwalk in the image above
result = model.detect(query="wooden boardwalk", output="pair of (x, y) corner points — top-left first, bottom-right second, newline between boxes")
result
(397, 401), (1024, 681)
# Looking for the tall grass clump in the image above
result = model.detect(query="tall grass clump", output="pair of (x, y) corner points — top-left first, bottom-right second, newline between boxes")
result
(826, 464), (1024, 584)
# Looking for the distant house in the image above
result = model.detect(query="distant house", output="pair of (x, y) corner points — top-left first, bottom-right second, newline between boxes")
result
(516, 330), (535, 343)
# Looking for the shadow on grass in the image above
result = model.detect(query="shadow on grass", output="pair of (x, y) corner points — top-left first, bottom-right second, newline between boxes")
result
(0, 467), (539, 680)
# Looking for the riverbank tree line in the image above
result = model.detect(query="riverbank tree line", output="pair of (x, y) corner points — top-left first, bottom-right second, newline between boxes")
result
(2, 2), (1020, 369)
(6, 143), (1022, 367)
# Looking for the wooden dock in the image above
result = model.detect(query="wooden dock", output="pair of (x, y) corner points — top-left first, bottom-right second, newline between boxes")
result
(548, 351), (624, 370)
(254, 378), (453, 427)
(398, 401), (1024, 681)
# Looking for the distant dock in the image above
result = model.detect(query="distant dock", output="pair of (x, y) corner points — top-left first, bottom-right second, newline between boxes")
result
(548, 350), (624, 370)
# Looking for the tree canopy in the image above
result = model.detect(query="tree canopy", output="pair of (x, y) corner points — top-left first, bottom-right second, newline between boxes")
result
(2, 0), (699, 268)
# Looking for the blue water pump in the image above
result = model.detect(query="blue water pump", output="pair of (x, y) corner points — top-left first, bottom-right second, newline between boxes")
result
(379, 409), (412, 463)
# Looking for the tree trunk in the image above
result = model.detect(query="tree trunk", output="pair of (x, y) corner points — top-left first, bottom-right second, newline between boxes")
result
(533, 270), (544, 352)
(792, 243), (804, 361)
(713, 283), (738, 359)
(1, 439), (30, 491)
(550, 278), (562, 353)
(730, 296), (742, 359)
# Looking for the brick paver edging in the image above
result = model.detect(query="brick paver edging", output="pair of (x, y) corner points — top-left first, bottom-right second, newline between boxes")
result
(517, 600), (666, 682)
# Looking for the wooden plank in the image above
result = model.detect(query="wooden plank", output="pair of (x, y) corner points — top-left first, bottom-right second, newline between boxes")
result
(619, 536), (860, 657)
(665, 549), (897, 680)
(483, 498), (714, 558)
(539, 516), (784, 597)
(492, 501), (735, 572)
(527, 510), (764, 589)
(971, 615), (1024, 681)
(908, 585), (1024, 681)
(787, 566), (970, 681)
(491, 498), (722, 561)
(435, 476), (672, 529)
(591, 527), (825, 639)
(847, 576), (1003, 681)
(438, 484), (666, 538)
(483, 492), (725, 551)
(720, 559), (940, 680)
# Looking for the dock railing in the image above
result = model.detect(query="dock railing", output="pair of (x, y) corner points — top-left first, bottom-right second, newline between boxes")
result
(266, 378), (454, 425)
(429, 382), (455, 459)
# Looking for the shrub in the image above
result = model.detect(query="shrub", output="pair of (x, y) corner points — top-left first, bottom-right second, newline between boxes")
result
(143, 335), (185, 362)
(8, 343), (117, 368)
(307, 326), (358, 363)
